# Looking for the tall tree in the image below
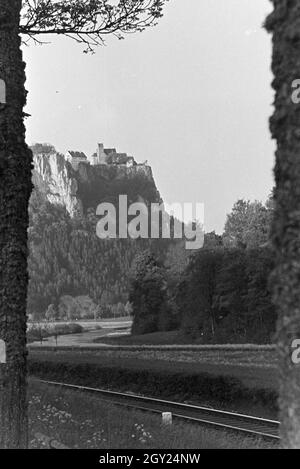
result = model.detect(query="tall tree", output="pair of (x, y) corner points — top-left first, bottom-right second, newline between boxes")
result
(177, 249), (223, 339)
(0, 0), (31, 449)
(0, 0), (167, 449)
(266, 0), (300, 448)
(130, 251), (170, 335)
(223, 198), (273, 249)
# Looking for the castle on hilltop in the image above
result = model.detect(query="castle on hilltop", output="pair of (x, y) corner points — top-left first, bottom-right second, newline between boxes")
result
(66, 143), (138, 170)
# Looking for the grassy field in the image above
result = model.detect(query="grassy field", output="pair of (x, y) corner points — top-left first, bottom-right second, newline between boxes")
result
(28, 379), (277, 449)
(29, 348), (278, 418)
(29, 347), (278, 389)
(93, 330), (276, 347)
(94, 330), (193, 346)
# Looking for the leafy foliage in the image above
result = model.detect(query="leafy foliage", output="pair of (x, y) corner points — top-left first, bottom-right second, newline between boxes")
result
(27, 322), (83, 344)
(223, 197), (273, 249)
(21, 0), (168, 52)
(176, 247), (276, 344)
(177, 249), (223, 339)
(129, 251), (173, 335)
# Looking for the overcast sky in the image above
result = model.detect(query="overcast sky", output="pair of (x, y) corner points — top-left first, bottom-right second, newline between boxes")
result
(23, 0), (274, 234)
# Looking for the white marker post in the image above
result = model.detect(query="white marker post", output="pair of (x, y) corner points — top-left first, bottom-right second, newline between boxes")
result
(0, 340), (6, 364)
(162, 412), (172, 426)
(0, 79), (6, 105)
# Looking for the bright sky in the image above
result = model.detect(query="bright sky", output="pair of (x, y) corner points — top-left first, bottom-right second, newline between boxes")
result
(23, 0), (274, 234)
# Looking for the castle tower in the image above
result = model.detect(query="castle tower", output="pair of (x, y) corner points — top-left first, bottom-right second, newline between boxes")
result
(89, 143), (108, 165)
(97, 143), (104, 158)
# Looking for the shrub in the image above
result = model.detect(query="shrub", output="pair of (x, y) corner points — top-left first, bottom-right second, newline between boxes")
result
(27, 323), (83, 343)
(53, 323), (83, 335)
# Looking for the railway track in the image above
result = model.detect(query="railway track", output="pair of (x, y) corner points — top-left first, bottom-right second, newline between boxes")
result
(37, 379), (280, 441)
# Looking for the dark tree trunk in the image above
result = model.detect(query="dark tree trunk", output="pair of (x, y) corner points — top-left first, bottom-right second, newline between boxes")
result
(266, 0), (300, 448)
(0, 0), (32, 448)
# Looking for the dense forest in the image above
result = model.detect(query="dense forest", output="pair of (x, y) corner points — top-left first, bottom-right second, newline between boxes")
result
(27, 185), (172, 320)
(130, 197), (277, 344)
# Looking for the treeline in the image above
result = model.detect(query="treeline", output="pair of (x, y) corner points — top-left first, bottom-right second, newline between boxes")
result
(176, 247), (276, 343)
(130, 197), (277, 344)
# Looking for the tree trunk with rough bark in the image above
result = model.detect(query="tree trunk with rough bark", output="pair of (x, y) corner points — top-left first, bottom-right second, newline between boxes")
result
(266, 0), (300, 449)
(0, 0), (32, 449)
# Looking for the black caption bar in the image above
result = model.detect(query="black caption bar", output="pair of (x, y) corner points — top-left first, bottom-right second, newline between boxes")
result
(1, 449), (287, 467)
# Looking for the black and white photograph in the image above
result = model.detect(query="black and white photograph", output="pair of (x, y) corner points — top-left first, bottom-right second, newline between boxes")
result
(0, 0), (299, 458)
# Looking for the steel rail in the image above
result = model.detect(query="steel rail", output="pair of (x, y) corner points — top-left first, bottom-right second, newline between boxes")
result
(37, 379), (280, 441)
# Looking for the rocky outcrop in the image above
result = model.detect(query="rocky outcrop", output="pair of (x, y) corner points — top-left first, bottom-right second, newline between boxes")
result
(32, 152), (83, 217)
(32, 147), (161, 217)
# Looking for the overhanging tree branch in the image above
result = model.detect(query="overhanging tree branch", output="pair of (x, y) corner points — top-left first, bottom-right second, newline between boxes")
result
(20, 0), (168, 52)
